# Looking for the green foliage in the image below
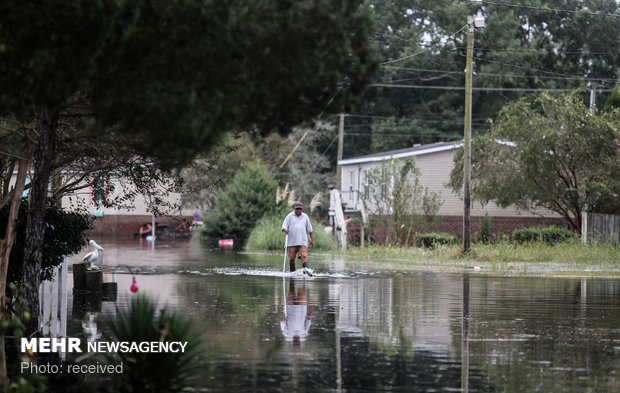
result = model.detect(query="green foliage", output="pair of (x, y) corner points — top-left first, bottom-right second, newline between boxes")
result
(244, 210), (291, 252)
(347, 1), (470, 157)
(369, 117), (450, 154)
(477, 215), (492, 244)
(512, 226), (577, 246)
(362, 158), (442, 245)
(311, 222), (338, 251)
(0, 201), (91, 283)
(1, 283), (48, 392)
(245, 211), (336, 251)
(0, 0), (378, 338)
(604, 83), (620, 112)
(202, 161), (279, 247)
(282, 123), (338, 204)
(346, 1), (620, 159)
(103, 295), (204, 393)
(0, 0), (378, 168)
(345, 242), (620, 267)
(182, 122), (336, 212)
(415, 232), (458, 248)
(1, 283), (28, 342)
(450, 90), (620, 231)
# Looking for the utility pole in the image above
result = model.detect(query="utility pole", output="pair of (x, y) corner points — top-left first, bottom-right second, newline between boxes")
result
(336, 113), (345, 190)
(463, 11), (485, 254)
(463, 17), (474, 254)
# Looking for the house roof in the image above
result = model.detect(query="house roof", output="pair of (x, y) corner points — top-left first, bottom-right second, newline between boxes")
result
(338, 140), (463, 166)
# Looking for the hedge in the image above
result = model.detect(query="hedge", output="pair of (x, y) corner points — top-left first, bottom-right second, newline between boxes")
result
(415, 232), (458, 248)
(512, 226), (577, 245)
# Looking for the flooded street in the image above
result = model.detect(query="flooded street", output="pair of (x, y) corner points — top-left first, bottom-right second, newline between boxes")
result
(68, 238), (620, 392)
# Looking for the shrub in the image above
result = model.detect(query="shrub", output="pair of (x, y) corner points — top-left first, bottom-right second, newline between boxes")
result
(476, 214), (492, 244)
(512, 226), (577, 245)
(415, 232), (458, 248)
(201, 160), (279, 248)
(361, 158), (442, 245)
(0, 200), (92, 283)
(245, 211), (336, 251)
(104, 295), (205, 393)
(1, 283), (48, 391)
(604, 83), (620, 112)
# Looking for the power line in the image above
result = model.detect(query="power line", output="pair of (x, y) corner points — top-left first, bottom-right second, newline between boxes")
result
(471, 47), (615, 56)
(374, 36), (620, 53)
(376, 37), (618, 57)
(462, 0), (620, 18)
(381, 49), (427, 65)
(344, 121), (490, 130)
(375, 47), (620, 83)
(344, 120), (488, 127)
(343, 132), (477, 137)
(381, 65), (618, 83)
(446, 49), (620, 81)
(382, 66), (618, 86)
(345, 116), (486, 128)
(346, 114), (491, 123)
(380, 25), (468, 65)
(322, 135), (338, 155)
(346, 122), (489, 128)
(369, 83), (613, 92)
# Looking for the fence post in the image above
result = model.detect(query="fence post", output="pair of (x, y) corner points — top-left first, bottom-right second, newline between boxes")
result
(581, 212), (588, 244)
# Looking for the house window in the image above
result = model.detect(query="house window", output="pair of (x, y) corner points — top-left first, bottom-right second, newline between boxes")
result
(92, 176), (107, 206)
(380, 167), (387, 199)
(349, 170), (354, 202)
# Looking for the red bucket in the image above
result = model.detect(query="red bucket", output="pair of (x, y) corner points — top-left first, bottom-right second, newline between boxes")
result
(218, 239), (234, 249)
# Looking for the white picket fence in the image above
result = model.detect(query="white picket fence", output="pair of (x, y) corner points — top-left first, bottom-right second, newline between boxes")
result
(581, 212), (620, 245)
(329, 189), (348, 250)
(38, 257), (68, 338)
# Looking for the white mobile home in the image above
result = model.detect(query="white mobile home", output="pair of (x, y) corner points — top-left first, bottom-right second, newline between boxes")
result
(338, 141), (561, 233)
(59, 176), (189, 236)
(8, 170), (193, 237)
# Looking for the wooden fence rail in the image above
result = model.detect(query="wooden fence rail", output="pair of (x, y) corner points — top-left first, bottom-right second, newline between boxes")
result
(581, 212), (620, 245)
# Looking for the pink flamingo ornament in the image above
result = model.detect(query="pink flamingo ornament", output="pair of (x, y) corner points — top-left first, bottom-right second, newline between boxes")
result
(130, 276), (139, 293)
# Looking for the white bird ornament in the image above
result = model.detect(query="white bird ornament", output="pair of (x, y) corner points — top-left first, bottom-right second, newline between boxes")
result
(82, 239), (104, 270)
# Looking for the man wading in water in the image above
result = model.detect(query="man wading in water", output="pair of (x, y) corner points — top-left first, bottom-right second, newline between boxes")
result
(281, 201), (315, 275)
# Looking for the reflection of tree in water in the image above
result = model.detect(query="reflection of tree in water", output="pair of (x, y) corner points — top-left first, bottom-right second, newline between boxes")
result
(173, 275), (282, 360)
(168, 270), (620, 392)
(195, 335), (495, 392)
(466, 277), (620, 393)
(174, 275), (493, 392)
(339, 337), (494, 392)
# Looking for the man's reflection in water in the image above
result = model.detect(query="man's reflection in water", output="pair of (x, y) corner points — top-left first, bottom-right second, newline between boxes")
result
(280, 279), (314, 348)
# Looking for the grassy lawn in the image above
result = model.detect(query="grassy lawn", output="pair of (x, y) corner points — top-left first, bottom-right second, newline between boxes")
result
(329, 242), (620, 276)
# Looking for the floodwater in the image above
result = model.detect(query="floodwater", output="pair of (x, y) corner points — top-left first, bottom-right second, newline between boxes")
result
(67, 238), (620, 392)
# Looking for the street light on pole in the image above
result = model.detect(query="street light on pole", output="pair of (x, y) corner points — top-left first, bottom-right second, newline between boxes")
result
(463, 11), (485, 254)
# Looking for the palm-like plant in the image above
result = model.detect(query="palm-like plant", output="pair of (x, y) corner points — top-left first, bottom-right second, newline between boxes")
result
(104, 295), (204, 393)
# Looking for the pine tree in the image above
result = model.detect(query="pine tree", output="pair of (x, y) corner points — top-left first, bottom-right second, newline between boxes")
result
(202, 161), (279, 247)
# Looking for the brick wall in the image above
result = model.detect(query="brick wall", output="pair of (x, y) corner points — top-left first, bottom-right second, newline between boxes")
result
(347, 215), (569, 245)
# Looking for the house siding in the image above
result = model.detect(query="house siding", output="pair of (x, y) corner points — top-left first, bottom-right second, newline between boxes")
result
(59, 177), (190, 236)
(60, 178), (183, 216)
(339, 144), (560, 219)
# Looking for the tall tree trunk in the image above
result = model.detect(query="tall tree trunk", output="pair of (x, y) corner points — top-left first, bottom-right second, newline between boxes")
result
(0, 140), (34, 391)
(22, 112), (57, 335)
